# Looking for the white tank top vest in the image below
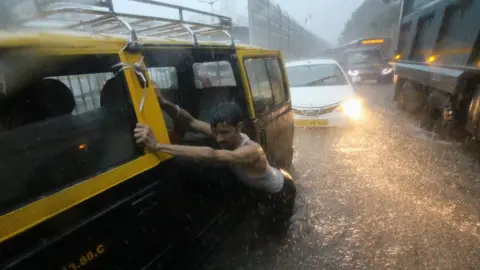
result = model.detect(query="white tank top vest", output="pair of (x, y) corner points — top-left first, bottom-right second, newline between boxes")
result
(229, 133), (284, 193)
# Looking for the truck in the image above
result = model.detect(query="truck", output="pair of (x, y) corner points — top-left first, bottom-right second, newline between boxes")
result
(324, 37), (394, 84)
(391, 0), (480, 139)
(333, 37), (394, 84)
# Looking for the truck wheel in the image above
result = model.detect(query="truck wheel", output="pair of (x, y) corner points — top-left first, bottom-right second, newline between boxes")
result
(420, 91), (454, 139)
(419, 100), (434, 130)
(474, 113), (480, 142)
(396, 88), (405, 110)
(397, 81), (425, 114)
(433, 102), (454, 140)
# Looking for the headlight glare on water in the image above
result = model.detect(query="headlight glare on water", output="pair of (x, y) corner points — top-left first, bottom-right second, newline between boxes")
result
(340, 98), (362, 120)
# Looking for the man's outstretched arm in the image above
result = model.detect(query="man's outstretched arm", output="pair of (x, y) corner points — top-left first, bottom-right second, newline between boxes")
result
(134, 123), (259, 164)
(160, 99), (212, 136)
(152, 143), (260, 164)
(154, 83), (212, 136)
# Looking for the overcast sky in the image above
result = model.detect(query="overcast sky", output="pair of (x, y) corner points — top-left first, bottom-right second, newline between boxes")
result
(114, 0), (364, 44)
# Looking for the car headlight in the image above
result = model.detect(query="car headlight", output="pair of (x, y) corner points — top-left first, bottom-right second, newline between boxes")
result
(382, 68), (392, 75)
(337, 98), (362, 120)
(348, 70), (359, 77)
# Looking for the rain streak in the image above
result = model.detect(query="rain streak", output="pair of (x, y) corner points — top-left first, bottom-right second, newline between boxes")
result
(202, 84), (480, 270)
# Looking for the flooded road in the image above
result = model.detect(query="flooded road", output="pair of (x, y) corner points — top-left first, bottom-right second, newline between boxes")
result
(200, 83), (480, 270)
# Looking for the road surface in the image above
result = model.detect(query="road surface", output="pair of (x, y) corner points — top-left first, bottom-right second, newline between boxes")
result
(200, 83), (480, 270)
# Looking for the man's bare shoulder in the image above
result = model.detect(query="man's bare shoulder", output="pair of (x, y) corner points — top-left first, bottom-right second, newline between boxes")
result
(237, 140), (266, 162)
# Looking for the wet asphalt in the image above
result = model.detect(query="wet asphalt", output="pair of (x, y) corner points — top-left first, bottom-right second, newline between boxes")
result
(200, 83), (480, 270)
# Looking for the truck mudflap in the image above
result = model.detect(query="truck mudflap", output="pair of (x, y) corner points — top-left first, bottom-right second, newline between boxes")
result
(392, 61), (465, 95)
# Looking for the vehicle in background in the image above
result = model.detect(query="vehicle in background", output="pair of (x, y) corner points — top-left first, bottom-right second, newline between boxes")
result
(344, 47), (394, 84)
(285, 59), (363, 128)
(391, 0), (480, 139)
(0, 1), (294, 269)
(340, 36), (394, 57)
(325, 37), (394, 84)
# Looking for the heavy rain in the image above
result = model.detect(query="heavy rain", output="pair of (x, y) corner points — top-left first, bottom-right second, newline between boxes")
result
(201, 84), (480, 269)
(2, 0), (480, 269)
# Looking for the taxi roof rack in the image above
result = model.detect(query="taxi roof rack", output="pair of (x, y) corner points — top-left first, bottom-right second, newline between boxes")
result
(1, 0), (235, 48)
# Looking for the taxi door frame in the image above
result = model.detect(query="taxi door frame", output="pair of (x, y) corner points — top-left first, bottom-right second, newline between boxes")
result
(235, 49), (294, 169)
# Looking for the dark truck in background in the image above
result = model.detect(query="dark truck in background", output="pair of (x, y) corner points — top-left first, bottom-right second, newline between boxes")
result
(391, 0), (480, 138)
(325, 37), (394, 84)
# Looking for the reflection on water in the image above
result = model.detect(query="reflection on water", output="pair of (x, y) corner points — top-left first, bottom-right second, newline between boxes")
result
(200, 85), (480, 270)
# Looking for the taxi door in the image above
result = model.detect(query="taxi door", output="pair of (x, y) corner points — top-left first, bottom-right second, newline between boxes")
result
(236, 49), (294, 169)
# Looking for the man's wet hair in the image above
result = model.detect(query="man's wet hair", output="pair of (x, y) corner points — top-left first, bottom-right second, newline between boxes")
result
(210, 101), (243, 127)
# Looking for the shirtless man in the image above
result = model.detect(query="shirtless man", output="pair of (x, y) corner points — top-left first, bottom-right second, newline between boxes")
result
(134, 88), (296, 231)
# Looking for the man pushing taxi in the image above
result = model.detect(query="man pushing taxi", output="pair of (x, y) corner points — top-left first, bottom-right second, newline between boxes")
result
(134, 85), (296, 232)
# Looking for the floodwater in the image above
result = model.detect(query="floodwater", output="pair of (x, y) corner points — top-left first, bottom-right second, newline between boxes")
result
(200, 83), (480, 270)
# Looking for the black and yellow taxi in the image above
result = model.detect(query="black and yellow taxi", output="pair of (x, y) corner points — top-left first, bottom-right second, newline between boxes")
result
(0, 0), (295, 269)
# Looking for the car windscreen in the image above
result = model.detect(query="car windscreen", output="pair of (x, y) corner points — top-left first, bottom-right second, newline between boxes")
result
(345, 50), (383, 64)
(286, 63), (348, 87)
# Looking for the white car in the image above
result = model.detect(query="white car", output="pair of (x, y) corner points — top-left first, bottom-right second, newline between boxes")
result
(285, 59), (363, 128)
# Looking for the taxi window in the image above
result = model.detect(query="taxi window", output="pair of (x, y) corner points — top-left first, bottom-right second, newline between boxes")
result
(193, 61), (236, 88)
(148, 66), (178, 90)
(265, 58), (288, 105)
(0, 53), (142, 215)
(53, 73), (112, 115)
(244, 58), (273, 110)
(146, 66), (178, 133)
(244, 57), (287, 111)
